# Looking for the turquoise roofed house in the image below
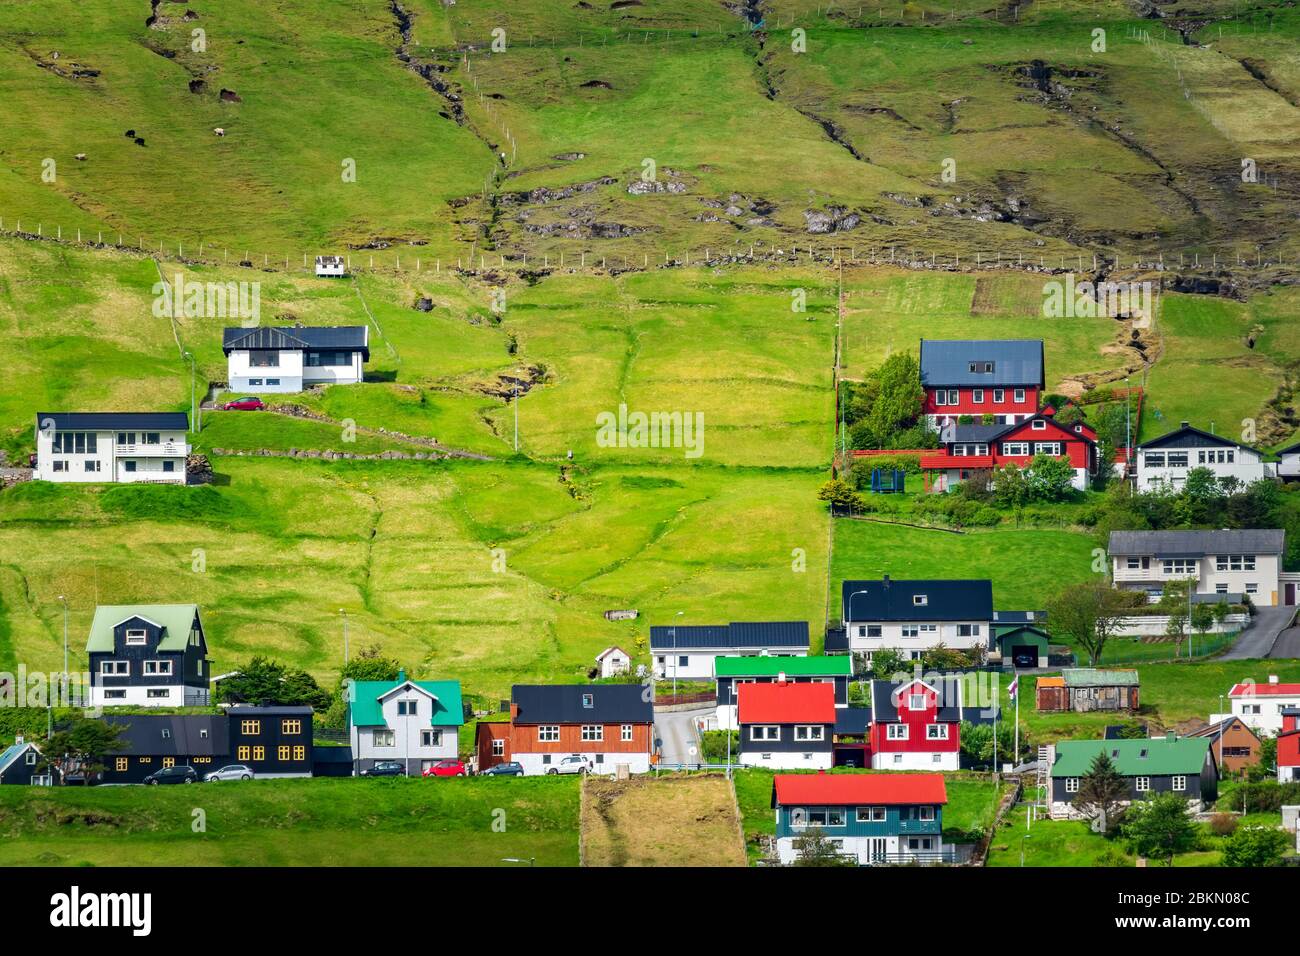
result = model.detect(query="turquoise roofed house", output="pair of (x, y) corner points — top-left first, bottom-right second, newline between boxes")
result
(712, 655), (852, 731)
(347, 671), (464, 777)
(1047, 734), (1217, 820)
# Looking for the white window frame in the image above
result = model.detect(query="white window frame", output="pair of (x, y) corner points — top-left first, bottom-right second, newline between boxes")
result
(100, 661), (128, 676)
(1065, 777), (1080, 793)
(926, 724), (949, 740)
(1172, 775), (1187, 792)
(537, 725), (560, 742)
(794, 725), (824, 742)
(621, 724), (634, 742)
(886, 724), (909, 741)
(1135, 776), (1151, 793)
(581, 724), (604, 742)
(125, 629), (148, 646)
(750, 725), (779, 741)
(143, 660), (172, 676)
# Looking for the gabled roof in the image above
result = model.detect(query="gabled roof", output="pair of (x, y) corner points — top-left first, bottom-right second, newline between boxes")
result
(870, 677), (963, 722)
(1229, 681), (1300, 698)
(595, 646), (630, 662)
(512, 684), (651, 725)
(1278, 440), (1300, 456)
(0, 741), (38, 775)
(221, 325), (369, 359)
(86, 604), (201, 654)
(919, 339), (1043, 388)
(1186, 717), (1260, 743)
(842, 578), (993, 623)
(772, 772), (947, 807)
(36, 412), (189, 432)
(713, 655), (851, 678)
(994, 625), (1051, 644)
(1051, 736), (1211, 777)
(1137, 423), (1256, 452)
(649, 621), (809, 651)
(1062, 668), (1139, 688)
(738, 681), (835, 724)
(103, 714), (229, 757)
(1108, 529), (1285, 558)
(349, 678), (464, 728)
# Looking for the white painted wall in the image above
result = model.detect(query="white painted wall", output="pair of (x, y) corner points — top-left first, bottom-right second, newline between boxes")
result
(515, 751), (650, 776)
(1113, 553), (1281, 606)
(1136, 444), (1271, 492)
(92, 684), (208, 707)
(35, 428), (188, 485)
(738, 751), (833, 770)
(872, 751), (959, 771)
(652, 649), (805, 680)
(846, 621), (989, 661)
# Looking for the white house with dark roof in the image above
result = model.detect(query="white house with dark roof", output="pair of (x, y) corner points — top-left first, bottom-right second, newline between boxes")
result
(1107, 529), (1284, 606)
(649, 621), (809, 680)
(1278, 440), (1300, 481)
(1134, 422), (1273, 492)
(34, 412), (189, 484)
(841, 577), (994, 664)
(222, 325), (369, 393)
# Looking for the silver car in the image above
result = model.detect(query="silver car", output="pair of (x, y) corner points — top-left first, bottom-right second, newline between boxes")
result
(204, 764), (255, 782)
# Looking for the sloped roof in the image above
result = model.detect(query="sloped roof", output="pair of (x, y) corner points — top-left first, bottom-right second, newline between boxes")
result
(713, 655), (851, 678)
(1229, 682), (1300, 698)
(349, 679), (464, 728)
(1051, 736), (1211, 777)
(649, 621), (809, 651)
(222, 325), (369, 358)
(36, 412), (188, 431)
(86, 604), (200, 654)
(512, 684), (651, 725)
(772, 772), (947, 807)
(919, 339), (1043, 388)
(1062, 668), (1139, 688)
(1108, 529), (1285, 558)
(1186, 717), (1260, 743)
(870, 677), (964, 722)
(1137, 423), (1255, 452)
(738, 681), (835, 724)
(842, 578), (993, 622)
(103, 714), (229, 757)
(0, 742), (37, 775)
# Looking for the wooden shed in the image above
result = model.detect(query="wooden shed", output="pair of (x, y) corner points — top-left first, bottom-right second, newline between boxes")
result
(1037, 669), (1140, 713)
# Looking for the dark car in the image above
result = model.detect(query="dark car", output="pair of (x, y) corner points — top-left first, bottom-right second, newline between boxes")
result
(481, 761), (524, 777)
(361, 761), (406, 777)
(143, 765), (199, 785)
(221, 396), (265, 411)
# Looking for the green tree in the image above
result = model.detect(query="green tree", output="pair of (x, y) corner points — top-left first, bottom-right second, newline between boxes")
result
(866, 648), (907, 680)
(1123, 792), (1199, 866)
(1075, 752), (1128, 834)
(340, 645), (404, 685)
(1220, 825), (1290, 867)
(817, 478), (864, 514)
(44, 716), (125, 786)
(1024, 454), (1076, 502)
(1045, 581), (1130, 666)
(791, 826), (855, 866)
(216, 656), (332, 710)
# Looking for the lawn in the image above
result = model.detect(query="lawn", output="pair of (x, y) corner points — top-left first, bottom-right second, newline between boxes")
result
(581, 773), (746, 866)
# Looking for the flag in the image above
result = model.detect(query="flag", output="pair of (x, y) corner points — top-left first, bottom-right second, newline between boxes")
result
(1007, 675), (1019, 700)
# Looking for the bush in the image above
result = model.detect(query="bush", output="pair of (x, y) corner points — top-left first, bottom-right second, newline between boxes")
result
(1208, 813), (1238, 837)
(1219, 781), (1300, 814)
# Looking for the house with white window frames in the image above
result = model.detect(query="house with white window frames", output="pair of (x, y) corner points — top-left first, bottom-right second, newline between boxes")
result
(1047, 734), (1217, 820)
(86, 604), (210, 708)
(840, 577), (995, 663)
(222, 325), (369, 394)
(1107, 529), (1284, 606)
(1134, 422), (1273, 492)
(35, 412), (190, 484)
(347, 673), (464, 776)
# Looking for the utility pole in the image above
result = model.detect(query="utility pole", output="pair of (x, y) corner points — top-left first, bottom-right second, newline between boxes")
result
(340, 608), (349, 663)
(184, 350), (196, 432)
(59, 594), (68, 688)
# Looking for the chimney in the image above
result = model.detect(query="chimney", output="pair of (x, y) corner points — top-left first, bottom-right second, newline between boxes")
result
(1269, 675), (1279, 684)
(882, 574), (890, 588)
(1165, 731), (1176, 742)
(777, 671), (787, 684)
(510, 702), (519, 720)
(1180, 421), (1189, 429)
(397, 669), (406, 682)
(14, 734), (23, 745)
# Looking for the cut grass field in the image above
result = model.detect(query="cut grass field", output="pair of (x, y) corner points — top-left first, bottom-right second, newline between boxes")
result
(0, 776), (580, 867)
(581, 773), (746, 867)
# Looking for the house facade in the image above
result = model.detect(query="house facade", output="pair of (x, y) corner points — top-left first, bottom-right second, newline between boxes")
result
(1226, 678), (1300, 735)
(650, 621), (809, 680)
(919, 338), (1043, 431)
(475, 684), (654, 776)
(1278, 710), (1300, 784)
(738, 680), (836, 770)
(0, 739), (45, 785)
(1048, 735), (1217, 819)
(1036, 669), (1140, 714)
(594, 646), (631, 679)
(34, 412), (189, 484)
(771, 772), (949, 866)
(222, 325), (369, 394)
(86, 604), (210, 708)
(348, 674), (463, 776)
(869, 678), (962, 771)
(1108, 529), (1284, 606)
(841, 577), (993, 664)
(920, 410), (1097, 493)
(1134, 423), (1273, 492)
(100, 713), (228, 784)
(227, 706), (314, 777)
(713, 655), (851, 731)
(1278, 441), (1300, 481)
(1187, 716), (1261, 776)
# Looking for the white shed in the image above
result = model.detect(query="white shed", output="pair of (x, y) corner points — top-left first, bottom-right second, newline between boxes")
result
(595, 646), (631, 679)
(315, 255), (346, 278)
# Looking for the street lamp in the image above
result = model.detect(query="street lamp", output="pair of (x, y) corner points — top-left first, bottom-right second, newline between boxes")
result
(339, 608), (349, 663)
(183, 350), (197, 433)
(58, 594), (68, 684)
(670, 611), (684, 698)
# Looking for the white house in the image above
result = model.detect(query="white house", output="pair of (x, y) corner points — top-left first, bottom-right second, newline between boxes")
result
(1279, 440), (1300, 481)
(35, 412), (189, 484)
(1108, 529), (1285, 606)
(841, 577), (994, 664)
(1134, 422), (1273, 492)
(649, 621), (809, 681)
(1221, 677), (1300, 736)
(222, 325), (369, 394)
(314, 255), (346, 278)
(595, 646), (631, 679)
(347, 673), (464, 776)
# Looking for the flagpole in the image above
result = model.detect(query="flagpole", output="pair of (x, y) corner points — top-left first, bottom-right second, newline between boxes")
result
(1014, 680), (1020, 766)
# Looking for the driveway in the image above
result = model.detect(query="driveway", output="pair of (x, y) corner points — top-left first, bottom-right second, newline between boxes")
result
(654, 706), (712, 766)
(1268, 625), (1300, 659)
(1221, 604), (1297, 660)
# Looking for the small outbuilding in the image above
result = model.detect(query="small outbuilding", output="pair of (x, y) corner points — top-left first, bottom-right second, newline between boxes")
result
(595, 646), (632, 679)
(315, 255), (346, 278)
(1037, 668), (1140, 713)
(990, 625), (1050, 669)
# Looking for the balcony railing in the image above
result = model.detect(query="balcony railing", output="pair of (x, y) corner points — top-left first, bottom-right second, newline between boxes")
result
(115, 442), (190, 457)
(1113, 566), (1200, 582)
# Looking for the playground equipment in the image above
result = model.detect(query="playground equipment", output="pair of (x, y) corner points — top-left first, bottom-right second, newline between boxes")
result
(869, 468), (906, 494)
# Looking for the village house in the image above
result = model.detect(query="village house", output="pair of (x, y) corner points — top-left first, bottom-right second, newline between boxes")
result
(86, 604), (211, 708)
(840, 577), (993, 663)
(1278, 440), (1300, 481)
(1278, 709), (1300, 784)
(34, 412), (189, 485)
(988, 619), (1051, 669)
(475, 684), (654, 776)
(1222, 677), (1300, 735)
(222, 324), (369, 394)
(868, 678), (964, 771)
(0, 738), (50, 786)
(920, 409), (1098, 493)
(314, 255), (346, 278)
(348, 672), (463, 776)
(713, 655), (851, 731)
(1048, 734), (1218, 819)
(1134, 422), (1273, 492)
(919, 338), (1044, 431)
(1108, 529), (1285, 606)
(1186, 716), (1262, 776)
(737, 680), (836, 770)
(1036, 669), (1139, 714)
(771, 772), (951, 866)
(649, 620), (809, 680)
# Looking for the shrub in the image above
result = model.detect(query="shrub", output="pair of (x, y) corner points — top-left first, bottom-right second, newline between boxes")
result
(1208, 813), (1238, 837)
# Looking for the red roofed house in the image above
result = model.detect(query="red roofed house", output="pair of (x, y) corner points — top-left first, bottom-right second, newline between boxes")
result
(1227, 677), (1300, 735)
(1277, 709), (1300, 784)
(921, 410), (1098, 493)
(771, 771), (950, 865)
(738, 680), (835, 769)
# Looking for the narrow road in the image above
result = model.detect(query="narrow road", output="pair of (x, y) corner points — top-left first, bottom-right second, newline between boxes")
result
(1221, 605), (1297, 660)
(654, 706), (712, 766)
(1266, 624), (1300, 659)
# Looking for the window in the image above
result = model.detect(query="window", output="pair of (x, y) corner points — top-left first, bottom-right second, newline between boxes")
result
(143, 660), (172, 676)
(1144, 452), (1166, 467)
(1162, 559), (1197, 576)
(794, 725), (824, 742)
(138, 756), (151, 765)
(293, 746), (306, 761)
(678, 655), (688, 667)
(1172, 775), (1187, 792)
(886, 724), (909, 740)
(901, 625), (919, 638)
(972, 389), (984, 404)
(52, 461), (67, 473)
(248, 379), (263, 387)
(162, 460), (175, 473)
(1216, 583), (1229, 594)
(1002, 442), (1029, 456)
(117, 432), (134, 446)
(101, 661), (128, 676)
(115, 757), (128, 772)
(104, 690), (126, 699)
(581, 725), (604, 742)
(1215, 555), (1256, 572)
(278, 746), (290, 761)
(993, 389), (1005, 403)
(856, 806), (887, 823)
(926, 724), (949, 740)
(912, 594), (928, 606)
(306, 350), (353, 367)
(51, 432), (98, 454)
(143, 433), (160, 445)
(1245, 583), (1258, 595)
(192, 757), (210, 764)
(282, 719), (302, 735)
(491, 739), (505, 757)
(84, 460), (100, 472)
(241, 720), (261, 736)
(731, 678), (755, 700)
(866, 625), (882, 638)
(421, 730), (443, 747)
(266, 378), (280, 386)
(1031, 419), (1046, 431)
(621, 724), (634, 742)
(918, 806), (935, 821)
(373, 730), (395, 748)
(946, 389), (959, 405)
(582, 694), (594, 709)
(161, 758), (174, 769)
(1065, 777), (1080, 793)
(397, 700), (418, 716)
(249, 350), (280, 367)
(124, 461), (137, 473)
(1167, 452), (1189, 467)
(957, 624), (979, 637)
(908, 693), (926, 709)
(1135, 776), (1151, 792)
(252, 746), (265, 761)
(750, 725), (779, 741)
(1013, 389), (1026, 403)
(145, 689), (167, 700)
(893, 753), (903, 764)
(537, 725), (560, 742)
(1034, 442), (1062, 456)
(125, 629), (147, 646)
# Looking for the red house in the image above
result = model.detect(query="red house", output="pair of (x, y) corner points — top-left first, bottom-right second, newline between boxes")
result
(1278, 709), (1300, 784)
(920, 339), (1044, 430)
(920, 410), (1097, 493)
(869, 678), (962, 771)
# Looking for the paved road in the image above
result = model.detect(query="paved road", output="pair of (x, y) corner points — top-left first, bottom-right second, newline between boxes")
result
(1268, 625), (1300, 659)
(1221, 604), (1297, 660)
(654, 707), (712, 765)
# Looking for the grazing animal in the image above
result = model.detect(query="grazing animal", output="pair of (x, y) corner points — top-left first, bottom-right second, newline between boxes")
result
(213, 127), (225, 137)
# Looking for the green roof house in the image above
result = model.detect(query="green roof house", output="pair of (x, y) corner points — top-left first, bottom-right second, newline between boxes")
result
(86, 603), (210, 708)
(1048, 734), (1217, 819)
(347, 672), (464, 776)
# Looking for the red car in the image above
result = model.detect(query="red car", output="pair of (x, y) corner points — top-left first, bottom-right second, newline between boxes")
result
(221, 396), (265, 411)
(423, 759), (467, 778)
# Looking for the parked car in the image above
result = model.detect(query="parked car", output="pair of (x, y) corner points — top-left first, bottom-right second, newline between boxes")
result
(204, 764), (255, 782)
(143, 765), (199, 785)
(360, 761), (406, 777)
(480, 761), (524, 777)
(221, 396), (265, 411)
(547, 755), (591, 776)
(423, 759), (467, 778)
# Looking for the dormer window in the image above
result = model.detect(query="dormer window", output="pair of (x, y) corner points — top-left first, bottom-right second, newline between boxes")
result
(1031, 420), (1047, 430)
(968, 361), (994, 374)
(582, 694), (594, 709)
(913, 595), (928, 606)
(908, 693), (926, 709)
(161, 729), (172, 739)
(125, 629), (147, 646)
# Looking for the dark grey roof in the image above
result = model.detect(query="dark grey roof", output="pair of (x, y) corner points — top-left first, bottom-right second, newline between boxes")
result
(36, 412), (188, 431)
(950, 423), (1008, 443)
(824, 627), (848, 654)
(222, 325), (369, 358)
(1107, 529), (1285, 557)
(103, 715), (229, 757)
(834, 707), (872, 735)
(939, 412), (1094, 449)
(226, 706), (314, 716)
(1138, 423), (1253, 451)
(649, 621), (809, 651)
(843, 578), (993, 622)
(919, 339), (1044, 388)
(512, 684), (652, 724)
(1278, 441), (1300, 456)
(992, 610), (1045, 625)
(869, 678), (963, 723)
